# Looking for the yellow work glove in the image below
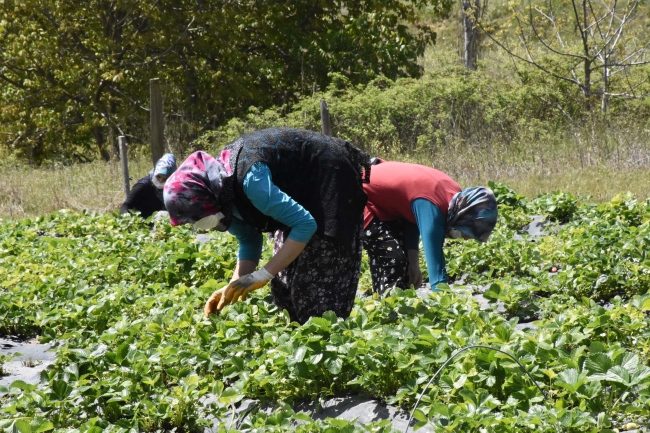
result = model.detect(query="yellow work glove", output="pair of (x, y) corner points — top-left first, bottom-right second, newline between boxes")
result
(204, 286), (227, 317)
(204, 267), (274, 316)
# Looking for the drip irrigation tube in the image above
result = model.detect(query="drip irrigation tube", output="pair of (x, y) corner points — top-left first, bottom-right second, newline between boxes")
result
(405, 345), (547, 433)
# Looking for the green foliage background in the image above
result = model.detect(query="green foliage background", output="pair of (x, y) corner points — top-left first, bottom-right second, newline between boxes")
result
(0, 0), (450, 163)
(3, 0), (650, 166)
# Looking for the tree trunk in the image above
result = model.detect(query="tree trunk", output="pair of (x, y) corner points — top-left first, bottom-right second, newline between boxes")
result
(601, 57), (609, 113)
(109, 125), (120, 159)
(581, 0), (591, 112)
(462, 0), (480, 70)
(584, 58), (591, 112)
(92, 125), (111, 162)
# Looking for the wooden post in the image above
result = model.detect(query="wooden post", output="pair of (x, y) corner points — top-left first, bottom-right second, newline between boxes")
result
(150, 78), (164, 167)
(119, 136), (130, 198)
(320, 99), (331, 136)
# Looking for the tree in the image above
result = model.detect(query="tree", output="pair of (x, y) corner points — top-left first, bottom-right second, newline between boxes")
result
(461, 0), (487, 70)
(481, 0), (650, 112)
(0, 0), (452, 163)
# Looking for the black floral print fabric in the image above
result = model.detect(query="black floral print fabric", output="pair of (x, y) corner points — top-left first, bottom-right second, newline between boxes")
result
(362, 218), (411, 295)
(269, 224), (363, 324)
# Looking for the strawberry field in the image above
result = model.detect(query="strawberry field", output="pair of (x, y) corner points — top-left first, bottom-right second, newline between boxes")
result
(1, 185), (650, 433)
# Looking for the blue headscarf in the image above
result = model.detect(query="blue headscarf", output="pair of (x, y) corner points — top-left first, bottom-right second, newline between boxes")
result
(446, 187), (498, 242)
(150, 153), (177, 201)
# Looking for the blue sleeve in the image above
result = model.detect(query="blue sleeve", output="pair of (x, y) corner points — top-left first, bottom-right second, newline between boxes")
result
(227, 215), (264, 262)
(411, 198), (448, 290)
(242, 162), (317, 243)
(403, 221), (420, 251)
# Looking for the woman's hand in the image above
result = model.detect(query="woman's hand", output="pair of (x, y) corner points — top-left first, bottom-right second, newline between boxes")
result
(204, 239), (307, 316)
(204, 286), (226, 317)
(407, 249), (423, 288)
(217, 267), (274, 309)
(204, 267), (274, 316)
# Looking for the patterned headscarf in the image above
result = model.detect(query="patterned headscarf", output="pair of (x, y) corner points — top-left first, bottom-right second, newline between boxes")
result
(149, 153), (177, 201)
(163, 150), (235, 228)
(446, 187), (498, 242)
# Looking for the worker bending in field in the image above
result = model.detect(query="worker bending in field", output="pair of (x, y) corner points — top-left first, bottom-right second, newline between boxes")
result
(362, 159), (497, 294)
(164, 128), (370, 324)
(120, 153), (177, 219)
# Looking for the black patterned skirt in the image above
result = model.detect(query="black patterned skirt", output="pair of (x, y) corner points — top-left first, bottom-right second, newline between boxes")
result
(361, 218), (410, 295)
(270, 225), (362, 324)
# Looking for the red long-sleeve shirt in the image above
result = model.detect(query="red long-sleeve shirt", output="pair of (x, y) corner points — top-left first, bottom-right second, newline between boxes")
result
(363, 162), (461, 228)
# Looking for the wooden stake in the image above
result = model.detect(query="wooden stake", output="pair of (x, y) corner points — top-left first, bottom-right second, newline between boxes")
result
(320, 99), (331, 136)
(119, 136), (130, 198)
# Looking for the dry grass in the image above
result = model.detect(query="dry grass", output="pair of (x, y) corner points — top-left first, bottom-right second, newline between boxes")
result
(2, 128), (650, 221)
(0, 156), (154, 220)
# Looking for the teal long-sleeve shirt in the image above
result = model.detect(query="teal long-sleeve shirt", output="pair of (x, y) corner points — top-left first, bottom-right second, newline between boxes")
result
(227, 162), (317, 261)
(403, 198), (448, 290)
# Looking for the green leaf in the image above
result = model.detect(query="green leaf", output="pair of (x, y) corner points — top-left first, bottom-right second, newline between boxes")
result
(30, 418), (53, 433)
(293, 346), (308, 363)
(494, 325), (512, 342)
(327, 358), (343, 374)
(459, 389), (478, 405)
(212, 381), (224, 396)
(620, 353), (639, 373)
(584, 353), (612, 374)
(218, 388), (240, 404)
(556, 368), (587, 392)
(13, 420), (31, 433)
(604, 366), (631, 386)
(292, 412), (312, 422)
(412, 409), (428, 423)
(308, 353), (323, 365)
(9, 381), (37, 392)
(51, 380), (71, 400)
(310, 317), (331, 330)
(116, 342), (129, 363)
(431, 403), (449, 417)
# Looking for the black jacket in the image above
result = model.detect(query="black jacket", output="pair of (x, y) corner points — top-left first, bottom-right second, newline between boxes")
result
(120, 176), (165, 219)
(224, 128), (370, 245)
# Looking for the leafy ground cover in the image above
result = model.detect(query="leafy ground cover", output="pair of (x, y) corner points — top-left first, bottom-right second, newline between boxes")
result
(1, 187), (649, 432)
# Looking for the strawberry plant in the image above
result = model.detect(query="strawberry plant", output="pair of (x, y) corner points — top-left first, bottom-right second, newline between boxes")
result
(1, 188), (649, 432)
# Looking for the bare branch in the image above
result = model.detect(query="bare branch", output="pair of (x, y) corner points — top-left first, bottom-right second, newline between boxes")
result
(116, 0), (142, 26)
(478, 20), (585, 90)
(104, 83), (150, 112)
(586, 0), (608, 40)
(99, 111), (125, 136)
(528, 6), (589, 60)
(538, 96), (574, 122)
(603, 59), (650, 67)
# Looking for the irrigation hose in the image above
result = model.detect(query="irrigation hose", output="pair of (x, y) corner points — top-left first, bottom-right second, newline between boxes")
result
(404, 345), (547, 433)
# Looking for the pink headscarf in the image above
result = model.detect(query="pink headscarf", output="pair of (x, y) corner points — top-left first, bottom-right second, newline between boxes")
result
(163, 150), (233, 227)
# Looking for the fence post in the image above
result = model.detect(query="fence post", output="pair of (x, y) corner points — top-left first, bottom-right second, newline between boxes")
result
(119, 136), (130, 198)
(320, 99), (331, 136)
(150, 78), (164, 167)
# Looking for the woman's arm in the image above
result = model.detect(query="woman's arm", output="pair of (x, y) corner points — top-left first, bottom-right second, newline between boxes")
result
(227, 216), (263, 280)
(411, 198), (448, 290)
(263, 238), (307, 275)
(242, 162), (317, 275)
(120, 181), (147, 214)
